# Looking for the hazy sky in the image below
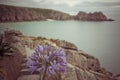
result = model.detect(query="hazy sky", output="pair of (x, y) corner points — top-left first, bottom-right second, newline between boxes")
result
(0, 0), (120, 14)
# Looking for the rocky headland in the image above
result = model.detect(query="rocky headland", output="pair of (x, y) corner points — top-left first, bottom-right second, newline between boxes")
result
(75, 11), (114, 21)
(0, 29), (119, 80)
(0, 4), (114, 22)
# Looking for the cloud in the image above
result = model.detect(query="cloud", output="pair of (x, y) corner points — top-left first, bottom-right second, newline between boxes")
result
(0, 0), (120, 7)
(81, 1), (120, 7)
(0, 0), (120, 15)
(39, 0), (82, 6)
(0, 0), (96, 7)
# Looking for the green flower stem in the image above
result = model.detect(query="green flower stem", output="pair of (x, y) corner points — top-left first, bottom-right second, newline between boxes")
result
(41, 58), (48, 80)
(40, 62), (48, 80)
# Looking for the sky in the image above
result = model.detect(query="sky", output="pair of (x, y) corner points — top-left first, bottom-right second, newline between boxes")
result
(0, 0), (120, 14)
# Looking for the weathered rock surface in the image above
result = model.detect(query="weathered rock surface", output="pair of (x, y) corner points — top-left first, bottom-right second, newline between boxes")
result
(0, 29), (118, 80)
(0, 4), (114, 22)
(113, 74), (120, 80)
(17, 75), (40, 80)
(50, 39), (78, 50)
(0, 53), (24, 80)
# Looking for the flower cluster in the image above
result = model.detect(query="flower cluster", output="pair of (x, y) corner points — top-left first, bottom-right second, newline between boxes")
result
(26, 44), (67, 77)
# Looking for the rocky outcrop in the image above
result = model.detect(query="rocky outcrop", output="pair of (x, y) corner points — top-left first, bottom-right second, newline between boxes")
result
(0, 30), (27, 80)
(0, 29), (118, 80)
(17, 35), (117, 80)
(0, 4), (113, 22)
(75, 11), (114, 21)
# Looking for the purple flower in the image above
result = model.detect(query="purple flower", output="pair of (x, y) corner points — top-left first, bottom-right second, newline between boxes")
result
(26, 44), (67, 77)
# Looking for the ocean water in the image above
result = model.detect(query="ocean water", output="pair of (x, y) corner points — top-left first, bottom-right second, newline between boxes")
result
(0, 13), (120, 74)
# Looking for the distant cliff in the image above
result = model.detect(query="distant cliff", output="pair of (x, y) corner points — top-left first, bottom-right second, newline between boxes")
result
(75, 11), (114, 21)
(0, 4), (114, 22)
(0, 4), (72, 22)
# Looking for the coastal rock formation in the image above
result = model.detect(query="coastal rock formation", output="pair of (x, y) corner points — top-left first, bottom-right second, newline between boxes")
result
(75, 11), (113, 21)
(0, 29), (118, 80)
(17, 33), (116, 80)
(0, 4), (113, 22)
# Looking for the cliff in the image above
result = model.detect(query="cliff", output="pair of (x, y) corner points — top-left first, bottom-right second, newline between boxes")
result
(0, 29), (119, 80)
(0, 4), (72, 22)
(0, 4), (113, 22)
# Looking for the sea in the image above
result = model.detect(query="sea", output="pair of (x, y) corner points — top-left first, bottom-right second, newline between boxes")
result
(0, 12), (120, 74)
